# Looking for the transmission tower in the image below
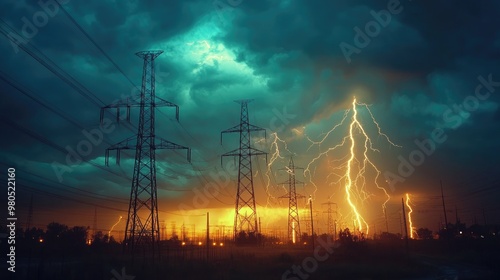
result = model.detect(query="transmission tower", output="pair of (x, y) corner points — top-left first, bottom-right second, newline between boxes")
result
(221, 100), (267, 239)
(279, 157), (305, 244)
(322, 201), (337, 238)
(101, 50), (190, 256)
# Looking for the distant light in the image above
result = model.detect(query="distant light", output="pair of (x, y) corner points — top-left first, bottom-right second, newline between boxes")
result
(459, 231), (463, 235)
(213, 242), (216, 246)
(219, 242), (224, 246)
(198, 241), (202, 246)
(303, 242), (307, 245)
(182, 241), (186, 246)
(481, 235), (484, 239)
(39, 238), (44, 243)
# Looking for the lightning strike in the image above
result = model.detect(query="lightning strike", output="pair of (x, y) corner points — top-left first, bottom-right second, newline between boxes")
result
(345, 97), (370, 234)
(405, 193), (415, 239)
(305, 97), (400, 236)
(108, 215), (123, 237)
(263, 132), (294, 207)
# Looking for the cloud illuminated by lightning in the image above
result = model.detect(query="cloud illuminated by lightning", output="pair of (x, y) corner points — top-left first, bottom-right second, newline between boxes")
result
(304, 97), (400, 235)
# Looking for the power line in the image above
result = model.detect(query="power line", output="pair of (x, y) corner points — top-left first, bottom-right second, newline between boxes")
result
(0, 18), (104, 107)
(55, 1), (138, 89)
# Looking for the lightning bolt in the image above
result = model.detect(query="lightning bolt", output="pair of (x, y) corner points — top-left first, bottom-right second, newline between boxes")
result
(264, 132), (293, 206)
(108, 215), (123, 237)
(305, 97), (400, 236)
(345, 98), (370, 234)
(405, 193), (415, 239)
(305, 110), (350, 199)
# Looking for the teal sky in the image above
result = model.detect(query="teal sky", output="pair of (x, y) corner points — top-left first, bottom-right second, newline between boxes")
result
(1, 0), (499, 234)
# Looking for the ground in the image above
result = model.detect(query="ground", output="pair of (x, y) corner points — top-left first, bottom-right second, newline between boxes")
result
(2, 239), (499, 279)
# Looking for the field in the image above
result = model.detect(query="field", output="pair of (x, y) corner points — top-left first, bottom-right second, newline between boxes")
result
(3, 237), (499, 280)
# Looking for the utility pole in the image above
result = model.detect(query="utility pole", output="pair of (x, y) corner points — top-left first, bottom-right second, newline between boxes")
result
(101, 50), (190, 259)
(402, 198), (409, 253)
(93, 207), (97, 240)
(309, 195), (314, 250)
(279, 157), (305, 244)
(399, 211), (403, 236)
(334, 219), (337, 241)
(304, 217), (311, 239)
(206, 212), (209, 261)
(160, 220), (166, 241)
(171, 222), (177, 239)
(440, 180), (448, 229)
(221, 100), (267, 241)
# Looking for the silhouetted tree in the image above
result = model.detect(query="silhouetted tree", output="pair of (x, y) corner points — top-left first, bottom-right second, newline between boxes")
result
(339, 228), (353, 245)
(25, 227), (44, 243)
(438, 227), (454, 240)
(46, 222), (68, 243)
(63, 226), (87, 248)
(300, 233), (309, 243)
(416, 228), (433, 240)
(380, 232), (399, 240)
(235, 230), (248, 244)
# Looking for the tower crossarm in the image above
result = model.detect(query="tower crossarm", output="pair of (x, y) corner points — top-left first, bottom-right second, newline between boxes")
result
(105, 135), (191, 165)
(278, 178), (305, 186)
(105, 136), (137, 166)
(220, 148), (240, 159)
(278, 166), (304, 173)
(220, 124), (266, 144)
(155, 137), (191, 162)
(221, 147), (268, 165)
(100, 96), (180, 123)
(279, 192), (306, 199)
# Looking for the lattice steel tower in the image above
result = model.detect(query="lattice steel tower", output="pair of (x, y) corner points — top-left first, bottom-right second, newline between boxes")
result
(101, 50), (190, 256)
(221, 100), (267, 238)
(322, 201), (337, 238)
(279, 157), (305, 243)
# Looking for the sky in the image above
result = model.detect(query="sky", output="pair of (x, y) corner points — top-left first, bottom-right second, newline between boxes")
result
(1, 0), (499, 239)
